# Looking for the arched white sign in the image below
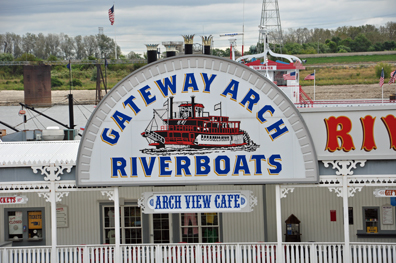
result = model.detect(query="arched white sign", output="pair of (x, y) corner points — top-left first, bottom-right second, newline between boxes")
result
(76, 55), (318, 186)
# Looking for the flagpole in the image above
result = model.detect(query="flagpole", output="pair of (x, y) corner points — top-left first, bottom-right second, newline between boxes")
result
(114, 1), (117, 59)
(69, 59), (72, 94)
(382, 85), (384, 105)
(314, 69), (316, 101)
(381, 68), (384, 105)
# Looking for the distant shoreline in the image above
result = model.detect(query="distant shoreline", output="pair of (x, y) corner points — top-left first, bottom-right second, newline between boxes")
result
(1, 84), (394, 106)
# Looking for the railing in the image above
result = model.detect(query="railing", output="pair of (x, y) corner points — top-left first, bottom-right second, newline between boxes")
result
(0, 59), (146, 67)
(295, 99), (396, 108)
(0, 242), (395, 263)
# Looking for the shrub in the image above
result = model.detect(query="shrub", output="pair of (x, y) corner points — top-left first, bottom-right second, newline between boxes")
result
(51, 77), (64, 87)
(47, 55), (58, 61)
(69, 79), (83, 87)
(91, 69), (97, 81)
(374, 63), (392, 78)
(0, 53), (14, 61)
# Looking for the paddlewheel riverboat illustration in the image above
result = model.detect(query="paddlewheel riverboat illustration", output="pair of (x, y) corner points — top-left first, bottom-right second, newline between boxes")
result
(141, 96), (258, 153)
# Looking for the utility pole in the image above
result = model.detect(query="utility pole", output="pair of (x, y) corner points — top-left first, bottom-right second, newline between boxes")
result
(257, 0), (283, 54)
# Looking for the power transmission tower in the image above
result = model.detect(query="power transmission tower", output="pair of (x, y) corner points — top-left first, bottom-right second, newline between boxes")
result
(257, 0), (283, 53)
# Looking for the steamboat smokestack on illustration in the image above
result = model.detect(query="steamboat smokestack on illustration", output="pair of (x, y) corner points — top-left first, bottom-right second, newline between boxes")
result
(141, 96), (256, 151)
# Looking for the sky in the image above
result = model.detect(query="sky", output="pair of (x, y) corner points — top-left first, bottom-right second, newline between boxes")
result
(1, 0), (395, 56)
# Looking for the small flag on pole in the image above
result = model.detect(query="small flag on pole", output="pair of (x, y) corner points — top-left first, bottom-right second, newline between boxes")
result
(108, 5), (114, 25)
(163, 99), (169, 107)
(379, 68), (384, 87)
(214, 102), (221, 111)
(283, 71), (296, 80)
(304, 72), (315, 80)
(389, 70), (396, 84)
(66, 61), (71, 70)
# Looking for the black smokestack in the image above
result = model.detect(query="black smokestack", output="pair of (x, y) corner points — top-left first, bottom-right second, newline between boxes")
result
(169, 96), (174, 120)
(182, 35), (194, 55)
(166, 50), (176, 58)
(145, 44), (159, 64)
(191, 96), (195, 118)
(201, 35), (213, 55)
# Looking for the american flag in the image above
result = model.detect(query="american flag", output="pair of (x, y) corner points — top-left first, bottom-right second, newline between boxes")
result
(283, 71), (296, 80)
(379, 68), (384, 87)
(389, 70), (396, 84)
(304, 72), (315, 80)
(108, 5), (114, 25)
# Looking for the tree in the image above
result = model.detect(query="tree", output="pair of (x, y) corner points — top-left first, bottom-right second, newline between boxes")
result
(60, 33), (75, 59)
(127, 51), (143, 59)
(339, 37), (352, 48)
(97, 34), (113, 58)
(15, 53), (37, 61)
(385, 22), (396, 41)
(331, 36), (341, 45)
(249, 45), (257, 54)
(337, 45), (351, 53)
(47, 54), (57, 61)
(83, 35), (97, 58)
(211, 48), (226, 57)
(0, 53), (14, 61)
(383, 40), (396, 51)
(74, 35), (86, 59)
(327, 41), (337, 53)
(350, 34), (371, 52)
(45, 33), (60, 57)
(12, 34), (23, 58)
(34, 33), (47, 59)
(21, 33), (36, 54)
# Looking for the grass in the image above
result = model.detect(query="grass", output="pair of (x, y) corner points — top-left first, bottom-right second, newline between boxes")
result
(302, 54), (396, 65)
(300, 65), (379, 86)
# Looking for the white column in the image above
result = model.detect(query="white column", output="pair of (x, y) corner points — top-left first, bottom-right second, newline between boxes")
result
(50, 181), (57, 263)
(114, 187), (121, 263)
(275, 185), (284, 263)
(342, 175), (350, 261)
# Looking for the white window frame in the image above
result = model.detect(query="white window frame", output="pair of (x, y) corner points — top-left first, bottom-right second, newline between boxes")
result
(102, 205), (143, 244)
(150, 213), (172, 244)
(180, 213), (220, 243)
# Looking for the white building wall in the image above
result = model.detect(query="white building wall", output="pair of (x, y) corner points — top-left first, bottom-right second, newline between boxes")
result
(5, 184), (265, 245)
(266, 184), (396, 243)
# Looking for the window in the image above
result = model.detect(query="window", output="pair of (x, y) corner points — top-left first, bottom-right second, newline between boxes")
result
(274, 71), (287, 86)
(8, 211), (23, 240)
(153, 214), (170, 243)
(102, 205), (142, 244)
(349, 207), (353, 225)
(364, 207), (379, 233)
(5, 208), (45, 246)
(181, 213), (220, 243)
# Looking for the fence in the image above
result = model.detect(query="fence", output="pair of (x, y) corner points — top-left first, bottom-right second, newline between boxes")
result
(0, 242), (395, 263)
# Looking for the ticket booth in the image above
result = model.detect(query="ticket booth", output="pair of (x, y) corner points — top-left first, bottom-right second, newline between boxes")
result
(4, 208), (46, 246)
(285, 214), (301, 242)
